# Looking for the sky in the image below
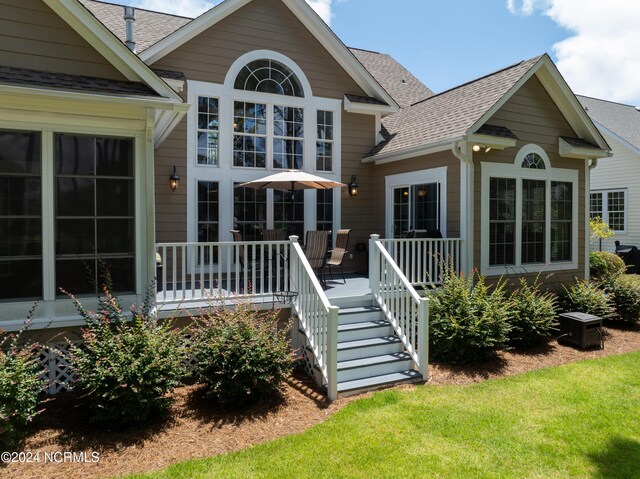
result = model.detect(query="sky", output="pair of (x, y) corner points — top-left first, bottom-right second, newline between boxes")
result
(110, 0), (640, 106)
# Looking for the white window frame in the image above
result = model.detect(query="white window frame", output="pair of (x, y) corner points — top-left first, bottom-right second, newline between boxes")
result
(385, 167), (448, 239)
(481, 144), (579, 276)
(187, 50), (342, 253)
(590, 189), (627, 234)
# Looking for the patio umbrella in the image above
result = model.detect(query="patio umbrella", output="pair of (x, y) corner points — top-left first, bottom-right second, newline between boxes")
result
(239, 170), (346, 234)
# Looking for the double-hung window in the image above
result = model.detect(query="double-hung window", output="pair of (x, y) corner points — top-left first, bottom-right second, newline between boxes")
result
(590, 189), (626, 233)
(482, 145), (578, 274)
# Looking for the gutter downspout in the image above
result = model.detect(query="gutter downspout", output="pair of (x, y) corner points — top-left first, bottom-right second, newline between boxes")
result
(452, 141), (474, 276)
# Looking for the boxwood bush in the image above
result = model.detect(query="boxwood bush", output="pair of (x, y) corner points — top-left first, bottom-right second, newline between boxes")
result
(193, 302), (292, 405)
(428, 268), (511, 364)
(590, 251), (626, 281)
(508, 277), (558, 347)
(0, 324), (42, 451)
(559, 280), (613, 320)
(605, 276), (640, 323)
(67, 286), (186, 426)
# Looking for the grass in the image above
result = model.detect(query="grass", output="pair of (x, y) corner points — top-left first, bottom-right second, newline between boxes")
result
(127, 352), (640, 479)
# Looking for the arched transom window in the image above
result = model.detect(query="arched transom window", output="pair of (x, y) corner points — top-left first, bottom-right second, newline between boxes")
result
(234, 59), (304, 97)
(521, 152), (546, 169)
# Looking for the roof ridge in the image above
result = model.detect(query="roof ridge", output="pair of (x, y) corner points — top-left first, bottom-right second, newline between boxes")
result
(81, 0), (195, 20)
(348, 46), (383, 55)
(407, 55), (542, 108)
(577, 94), (639, 110)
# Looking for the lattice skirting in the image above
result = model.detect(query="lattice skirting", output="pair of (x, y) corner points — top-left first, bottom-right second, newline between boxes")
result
(34, 339), (198, 395)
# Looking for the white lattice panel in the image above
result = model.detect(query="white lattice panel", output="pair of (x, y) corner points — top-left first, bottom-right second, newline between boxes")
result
(35, 341), (81, 395)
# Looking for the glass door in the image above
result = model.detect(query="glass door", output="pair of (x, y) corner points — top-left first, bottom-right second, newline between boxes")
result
(392, 183), (440, 238)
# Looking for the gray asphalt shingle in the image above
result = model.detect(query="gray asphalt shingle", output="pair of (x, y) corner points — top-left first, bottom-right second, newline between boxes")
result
(577, 95), (640, 150)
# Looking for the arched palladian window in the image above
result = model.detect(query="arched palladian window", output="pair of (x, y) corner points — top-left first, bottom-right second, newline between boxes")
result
(521, 152), (546, 169)
(234, 59), (304, 97)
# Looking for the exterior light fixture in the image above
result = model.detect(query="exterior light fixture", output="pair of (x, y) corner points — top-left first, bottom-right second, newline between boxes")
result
(348, 175), (358, 197)
(472, 144), (481, 152)
(169, 166), (180, 191)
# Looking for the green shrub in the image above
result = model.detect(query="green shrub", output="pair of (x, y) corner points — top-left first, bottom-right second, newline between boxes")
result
(590, 251), (626, 280)
(0, 322), (42, 450)
(508, 277), (558, 347)
(606, 276), (640, 323)
(193, 302), (292, 405)
(67, 286), (186, 426)
(428, 268), (511, 364)
(559, 280), (613, 320)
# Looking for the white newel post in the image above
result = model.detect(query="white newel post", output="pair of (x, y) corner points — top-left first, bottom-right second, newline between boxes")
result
(326, 305), (339, 401)
(369, 234), (380, 296)
(418, 297), (429, 381)
(289, 235), (300, 303)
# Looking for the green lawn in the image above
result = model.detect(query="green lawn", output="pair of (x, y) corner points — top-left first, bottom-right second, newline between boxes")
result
(129, 352), (640, 479)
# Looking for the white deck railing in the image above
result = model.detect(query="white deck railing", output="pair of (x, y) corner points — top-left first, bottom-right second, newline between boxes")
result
(380, 237), (462, 286)
(289, 236), (339, 400)
(369, 234), (429, 380)
(156, 241), (290, 304)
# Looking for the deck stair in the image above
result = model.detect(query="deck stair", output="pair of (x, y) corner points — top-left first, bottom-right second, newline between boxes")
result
(331, 295), (421, 395)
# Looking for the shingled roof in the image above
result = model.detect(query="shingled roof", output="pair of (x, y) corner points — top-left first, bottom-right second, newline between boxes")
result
(577, 95), (640, 151)
(350, 48), (434, 109)
(366, 56), (543, 159)
(78, 0), (191, 53)
(0, 65), (159, 97)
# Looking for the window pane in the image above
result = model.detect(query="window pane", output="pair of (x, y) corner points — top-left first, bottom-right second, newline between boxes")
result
(0, 129), (42, 301)
(234, 59), (304, 97)
(197, 97), (219, 166)
(590, 192), (603, 220)
(97, 220), (134, 254)
(607, 191), (625, 231)
(412, 183), (440, 232)
(489, 178), (516, 266)
(233, 102), (267, 168)
(274, 189), (303, 237)
(56, 219), (94, 255)
(56, 178), (94, 216)
(522, 179), (545, 264)
(55, 134), (94, 175)
(393, 187), (409, 238)
(551, 181), (572, 262)
(96, 179), (134, 217)
(96, 138), (134, 176)
(234, 184), (266, 241)
(317, 189), (333, 232)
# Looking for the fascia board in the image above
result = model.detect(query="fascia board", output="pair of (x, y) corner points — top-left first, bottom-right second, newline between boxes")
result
(466, 134), (517, 150)
(140, 0), (252, 64)
(559, 137), (612, 160)
(44, 0), (183, 102)
(362, 137), (461, 164)
(344, 96), (398, 116)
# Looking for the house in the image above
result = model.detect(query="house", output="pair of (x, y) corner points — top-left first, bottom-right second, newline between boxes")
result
(0, 0), (611, 397)
(577, 95), (640, 253)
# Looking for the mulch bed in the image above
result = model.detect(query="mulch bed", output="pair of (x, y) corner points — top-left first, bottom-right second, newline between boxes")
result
(4, 322), (640, 479)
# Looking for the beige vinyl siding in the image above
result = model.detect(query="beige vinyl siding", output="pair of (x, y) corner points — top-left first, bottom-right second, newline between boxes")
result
(474, 75), (587, 288)
(0, 0), (126, 80)
(372, 151), (461, 238)
(151, 0), (367, 100)
(590, 132), (640, 253)
(152, 0), (377, 251)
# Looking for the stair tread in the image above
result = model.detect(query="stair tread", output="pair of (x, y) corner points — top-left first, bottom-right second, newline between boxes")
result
(337, 352), (412, 370)
(337, 336), (401, 350)
(338, 320), (389, 332)
(338, 306), (382, 315)
(337, 370), (422, 392)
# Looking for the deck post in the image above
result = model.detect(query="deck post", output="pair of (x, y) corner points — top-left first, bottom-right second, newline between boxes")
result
(418, 297), (429, 381)
(326, 305), (339, 401)
(369, 234), (380, 296)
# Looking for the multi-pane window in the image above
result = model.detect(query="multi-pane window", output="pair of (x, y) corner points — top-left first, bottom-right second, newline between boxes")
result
(521, 179), (546, 264)
(316, 110), (333, 171)
(412, 183), (440, 232)
(233, 183), (267, 241)
(0, 130), (42, 301)
(317, 189), (333, 232)
(197, 181), (218, 263)
(234, 59), (304, 97)
(233, 102), (267, 168)
(273, 106), (303, 169)
(274, 189), (304, 238)
(521, 153), (546, 169)
(393, 187), (410, 238)
(590, 190), (626, 232)
(551, 181), (573, 262)
(55, 134), (135, 295)
(489, 178), (516, 266)
(197, 96), (219, 166)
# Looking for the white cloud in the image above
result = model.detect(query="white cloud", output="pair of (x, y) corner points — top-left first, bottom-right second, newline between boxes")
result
(507, 0), (640, 105)
(135, 0), (334, 24)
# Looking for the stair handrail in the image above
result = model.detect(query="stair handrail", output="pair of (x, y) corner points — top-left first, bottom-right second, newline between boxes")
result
(369, 234), (429, 380)
(288, 236), (339, 400)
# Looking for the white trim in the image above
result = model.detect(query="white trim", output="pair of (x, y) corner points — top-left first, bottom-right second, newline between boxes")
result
(384, 167), (448, 238)
(343, 96), (396, 116)
(480, 149), (580, 276)
(559, 137), (610, 160)
(589, 188), (628, 234)
(466, 134), (517, 150)
(186, 54), (343, 257)
(584, 159), (590, 281)
(139, 0), (397, 109)
(363, 137), (460, 165)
